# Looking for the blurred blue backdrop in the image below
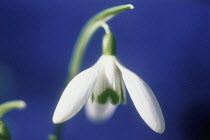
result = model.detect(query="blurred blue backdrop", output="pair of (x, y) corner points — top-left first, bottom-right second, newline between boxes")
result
(0, 0), (210, 140)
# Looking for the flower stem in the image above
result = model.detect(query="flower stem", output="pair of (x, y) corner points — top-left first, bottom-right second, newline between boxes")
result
(52, 4), (134, 140)
(101, 23), (111, 34)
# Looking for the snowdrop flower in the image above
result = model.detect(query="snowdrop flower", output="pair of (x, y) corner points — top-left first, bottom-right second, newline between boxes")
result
(53, 33), (165, 133)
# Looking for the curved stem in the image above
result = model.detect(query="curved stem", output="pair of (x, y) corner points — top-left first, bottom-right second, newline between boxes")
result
(0, 100), (26, 118)
(68, 4), (134, 80)
(101, 23), (111, 34)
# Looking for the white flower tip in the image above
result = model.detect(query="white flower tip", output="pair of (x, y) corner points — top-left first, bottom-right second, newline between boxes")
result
(52, 117), (59, 124)
(85, 99), (117, 124)
(155, 124), (165, 134)
(158, 128), (165, 134)
(52, 113), (66, 124)
(52, 108), (71, 124)
(85, 106), (111, 123)
(142, 107), (165, 134)
(150, 117), (165, 134)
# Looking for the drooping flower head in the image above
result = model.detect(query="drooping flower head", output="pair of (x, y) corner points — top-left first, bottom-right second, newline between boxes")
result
(53, 33), (165, 133)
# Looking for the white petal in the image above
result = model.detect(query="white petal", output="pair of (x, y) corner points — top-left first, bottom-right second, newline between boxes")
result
(115, 60), (165, 133)
(85, 98), (117, 122)
(53, 66), (98, 124)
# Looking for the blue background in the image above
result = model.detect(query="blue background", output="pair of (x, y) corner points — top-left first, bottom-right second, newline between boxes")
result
(0, 0), (210, 140)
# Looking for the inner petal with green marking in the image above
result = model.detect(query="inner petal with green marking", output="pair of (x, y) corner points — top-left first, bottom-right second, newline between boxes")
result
(91, 55), (126, 105)
(92, 87), (125, 105)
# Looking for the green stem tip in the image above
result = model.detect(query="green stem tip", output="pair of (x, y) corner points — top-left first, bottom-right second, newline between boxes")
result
(0, 100), (26, 117)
